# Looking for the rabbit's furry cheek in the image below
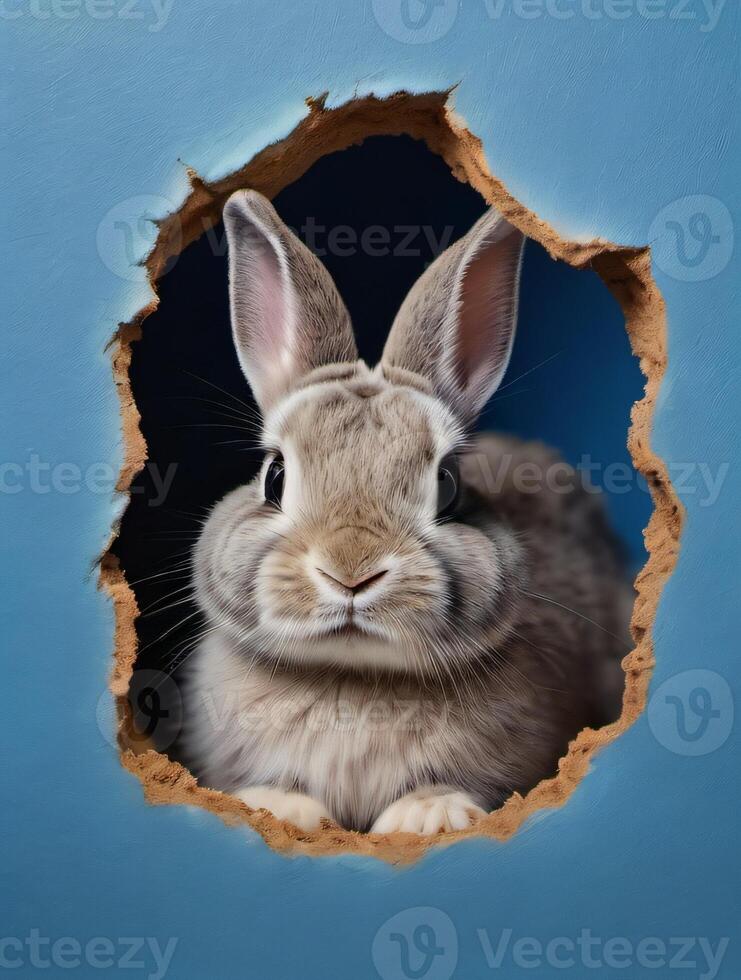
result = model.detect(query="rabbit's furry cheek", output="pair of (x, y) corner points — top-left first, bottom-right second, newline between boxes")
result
(191, 481), (273, 640)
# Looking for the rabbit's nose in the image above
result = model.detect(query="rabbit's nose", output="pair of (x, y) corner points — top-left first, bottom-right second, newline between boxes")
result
(315, 566), (388, 596)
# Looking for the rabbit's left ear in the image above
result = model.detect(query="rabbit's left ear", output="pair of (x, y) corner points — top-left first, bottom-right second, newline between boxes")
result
(381, 208), (525, 424)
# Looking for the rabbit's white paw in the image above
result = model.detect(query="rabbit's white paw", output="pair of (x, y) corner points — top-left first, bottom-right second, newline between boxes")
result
(236, 786), (331, 830)
(371, 788), (486, 835)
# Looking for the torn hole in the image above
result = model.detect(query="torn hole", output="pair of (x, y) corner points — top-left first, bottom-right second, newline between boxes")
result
(101, 90), (681, 863)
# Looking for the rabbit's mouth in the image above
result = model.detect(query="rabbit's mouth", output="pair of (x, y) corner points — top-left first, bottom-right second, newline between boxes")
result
(298, 615), (403, 662)
(325, 623), (366, 640)
(321, 612), (383, 642)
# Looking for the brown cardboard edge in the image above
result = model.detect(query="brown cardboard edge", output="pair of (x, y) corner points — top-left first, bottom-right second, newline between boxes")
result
(99, 89), (682, 865)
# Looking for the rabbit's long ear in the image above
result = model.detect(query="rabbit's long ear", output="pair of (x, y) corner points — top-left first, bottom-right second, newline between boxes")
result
(223, 190), (357, 412)
(381, 208), (525, 424)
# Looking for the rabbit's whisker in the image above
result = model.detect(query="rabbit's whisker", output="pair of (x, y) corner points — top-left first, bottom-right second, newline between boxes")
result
(138, 583), (194, 615)
(182, 370), (261, 417)
(524, 590), (626, 644)
(495, 350), (562, 394)
(140, 595), (196, 619)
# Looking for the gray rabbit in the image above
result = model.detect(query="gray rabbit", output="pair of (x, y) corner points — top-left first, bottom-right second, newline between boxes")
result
(182, 190), (629, 834)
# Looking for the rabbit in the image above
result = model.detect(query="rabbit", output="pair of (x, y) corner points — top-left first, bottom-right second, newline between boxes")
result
(180, 188), (631, 835)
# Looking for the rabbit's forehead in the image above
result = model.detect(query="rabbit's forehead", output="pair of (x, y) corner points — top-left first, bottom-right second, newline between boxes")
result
(264, 378), (459, 463)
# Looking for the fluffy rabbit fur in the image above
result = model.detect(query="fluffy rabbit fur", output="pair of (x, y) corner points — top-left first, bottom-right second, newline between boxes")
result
(181, 190), (630, 834)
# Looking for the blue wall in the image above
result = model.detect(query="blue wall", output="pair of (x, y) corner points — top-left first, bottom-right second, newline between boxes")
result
(3, 2), (739, 978)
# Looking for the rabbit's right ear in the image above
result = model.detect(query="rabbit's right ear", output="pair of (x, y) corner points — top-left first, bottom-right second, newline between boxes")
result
(381, 207), (525, 425)
(223, 190), (357, 412)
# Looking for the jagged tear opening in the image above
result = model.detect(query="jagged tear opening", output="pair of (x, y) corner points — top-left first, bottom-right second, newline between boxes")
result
(100, 90), (682, 863)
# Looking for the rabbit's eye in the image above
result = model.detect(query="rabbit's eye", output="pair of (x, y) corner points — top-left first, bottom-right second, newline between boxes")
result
(264, 453), (285, 508)
(437, 453), (460, 518)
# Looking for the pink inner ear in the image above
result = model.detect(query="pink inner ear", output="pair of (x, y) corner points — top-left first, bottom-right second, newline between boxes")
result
(455, 229), (522, 408)
(248, 239), (292, 372)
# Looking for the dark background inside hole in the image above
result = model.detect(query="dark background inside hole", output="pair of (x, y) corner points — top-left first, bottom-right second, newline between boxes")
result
(113, 135), (651, 739)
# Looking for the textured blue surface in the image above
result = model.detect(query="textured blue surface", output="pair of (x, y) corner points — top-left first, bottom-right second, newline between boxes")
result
(4, 2), (740, 978)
